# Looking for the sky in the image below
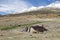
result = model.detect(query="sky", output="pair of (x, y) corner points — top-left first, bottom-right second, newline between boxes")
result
(0, 0), (60, 15)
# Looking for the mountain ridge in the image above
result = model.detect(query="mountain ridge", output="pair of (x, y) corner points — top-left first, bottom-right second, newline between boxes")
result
(0, 7), (60, 16)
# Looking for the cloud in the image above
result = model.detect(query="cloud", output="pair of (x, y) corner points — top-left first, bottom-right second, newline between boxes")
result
(0, 0), (45, 14)
(24, 1), (60, 12)
(47, 1), (60, 8)
(0, 0), (33, 14)
(0, 0), (60, 15)
(22, 6), (45, 12)
(23, 1), (60, 12)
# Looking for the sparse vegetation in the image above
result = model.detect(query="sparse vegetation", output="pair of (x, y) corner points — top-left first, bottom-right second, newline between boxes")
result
(0, 7), (60, 40)
(0, 25), (21, 30)
(0, 21), (42, 30)
(0, 21), (60, 40)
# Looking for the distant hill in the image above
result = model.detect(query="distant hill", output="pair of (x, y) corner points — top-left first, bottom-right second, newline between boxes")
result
(0, 7), (60, 23)
(1, 7), (60, 18)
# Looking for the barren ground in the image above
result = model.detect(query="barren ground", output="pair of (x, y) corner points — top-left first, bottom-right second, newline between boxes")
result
(0, 14), (60, 40)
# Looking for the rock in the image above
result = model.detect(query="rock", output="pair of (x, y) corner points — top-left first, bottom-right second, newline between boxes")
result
(21, 27), (28, 32)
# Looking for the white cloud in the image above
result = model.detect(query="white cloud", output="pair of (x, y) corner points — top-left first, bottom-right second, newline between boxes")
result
(25, 1), (60, 12)
(21, 6), (45, 12)
(0, 0), (33, 14)
(47, 1), (60, 8)
(0, 0), (60, 14)
(22, 1), (60, 12)
(0, 0), (45, 14)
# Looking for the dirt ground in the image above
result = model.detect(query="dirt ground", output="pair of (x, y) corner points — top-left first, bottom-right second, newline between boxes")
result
(0, 20), (60, 40)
